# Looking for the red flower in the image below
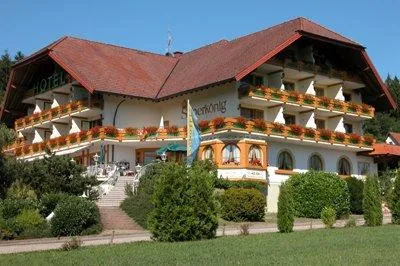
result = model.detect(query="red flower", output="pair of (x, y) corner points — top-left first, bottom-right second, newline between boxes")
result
(288, 91), (301, 102)
(79, 130), (88, 140)
(234, 117), (248, 129)
(363, 135), (374, 146)
(58, 136), (66, 146)
(91, 126), (101, 138)
(23, 145), (31, 154)
(212, 117), (226, 129)
(304, 128), (316, 138)
(199, 120), (210, 132)
(318, 96), (331, 108)
(125, 127), (138, 136)
(319, 129), (332, 140)
(167, 125), (179, 135)
(349, 133), (361, 144)
(69, 133), (78, 143)
(303, 94), (315, 105)
(347, 103), (358, 112)
(288, 124), (302, 136)
(361, 103), (372, 114)
(252, 119), (266, 131)
(334, 132), (346, 142)
(104, 126), (119, 137)
(144, 126), (158, 136)
(332, 99), (344, 110)
(271, 122), (285, 133)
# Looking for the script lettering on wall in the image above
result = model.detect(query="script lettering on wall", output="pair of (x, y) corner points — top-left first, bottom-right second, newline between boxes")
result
(181, 100), (227, 119)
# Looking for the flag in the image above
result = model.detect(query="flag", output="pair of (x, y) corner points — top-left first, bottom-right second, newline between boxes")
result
(187, 100), (201, 166)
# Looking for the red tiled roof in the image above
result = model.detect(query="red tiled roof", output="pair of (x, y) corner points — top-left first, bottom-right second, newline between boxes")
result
(3, 17), (395, 108)
(388, 132), (400, 145)
(369, 143), (400, 156)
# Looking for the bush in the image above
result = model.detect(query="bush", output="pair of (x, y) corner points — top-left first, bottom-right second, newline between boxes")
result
(220, 188), (266, 222)
(7, 180), (37, 201)
(345, 216), (357, 228)
(363, 175), (383, 226)
(390, 171), (400, 224)
(148, 162), (218, 242)
(1, 198), (37, 220)
(321, 206), (336, 229)
(61, 236), (82, 251)
(120, 163), (163, 229)
(378, 170), (395, 202)
(277, 183), (294, 233)
(286, 171), (350, 218)
(14, 209), (44, 231)
(40, 192), (69, 217)
(50, 196), (101, 236)
(215, 179), (266, 194)
(346, 177), (364, 214)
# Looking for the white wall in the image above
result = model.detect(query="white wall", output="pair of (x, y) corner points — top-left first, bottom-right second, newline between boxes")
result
(327, 116), (345, 132)
(297, 78), (315, 95)
(326, 84), (344, 100)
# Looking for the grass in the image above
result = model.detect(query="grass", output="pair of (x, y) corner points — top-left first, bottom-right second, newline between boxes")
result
(2, 225), (400, 265)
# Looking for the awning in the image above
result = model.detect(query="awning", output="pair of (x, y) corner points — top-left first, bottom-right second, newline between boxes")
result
(156, 143), (187, 155)
(368, 143), (400, 157)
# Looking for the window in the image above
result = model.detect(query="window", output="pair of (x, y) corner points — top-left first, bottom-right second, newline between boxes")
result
(338, 157), (351, 175)
(283, 81), (295, 91)
(222, 144), (240, 165)
(163, 120), (170, 128)
(277, 150), (294, 170)
(44, 130), (52, 140)
(43, 101), (52, 110)
(343, 92), (352, 102)
(240, 107), (264, 120)
(248, 145), (262, 166)
(315, 87), (324, 97)
(315, 119), (325, 129)
(358, 162), (370, 175)
(344, 123), (353, 133)
(202, 146), (214, 160)
(308, 154), (324, 171)
(242, 74), (263, 86)
(81, 121), (90, 131)
(284, 114), (296, 125)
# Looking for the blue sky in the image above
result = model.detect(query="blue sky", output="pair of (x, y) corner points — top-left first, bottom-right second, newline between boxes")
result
(1, 0), (399, 78)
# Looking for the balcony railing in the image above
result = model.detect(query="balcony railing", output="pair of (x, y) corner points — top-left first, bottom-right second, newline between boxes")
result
(7, 116), (375, 158)
(14, 100), (102, 130)
(247, 86), (375, 117)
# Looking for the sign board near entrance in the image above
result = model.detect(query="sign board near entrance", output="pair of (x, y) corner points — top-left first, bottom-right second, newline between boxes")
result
(32, 70), (67, 95)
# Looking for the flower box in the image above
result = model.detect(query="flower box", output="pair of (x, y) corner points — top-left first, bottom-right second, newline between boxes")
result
(347, 103), (358, 113)
(167, 125), (179, 136)
(349, 133), (361, 145)
(361, 104), (372, 115)
(91, 126), (101, 138)
(32, 143), (40, 153)
(58, 136), (67, 146)
(249, 158), (262, 167)
(144, 126), (158, 138)
(79, 130), (88, 141)
(199, 120), (211, 133)
(304, 128), (316, 139)
(252, 87), (265, 97)
(334, 132), (346, 143)
(15, 147), (22, 156)
(363, 135), (374, 146)
(271, 122), (285, 134)
(125, 127), (138, 138)
(212, 117), (226, 130)
(332, 100), (344, 111)
(51, 108), (60, 117)
(303, 94), (315, 105)
(287, 91), (301, 103)
(233, 117), (248, 129)
(319, 129), (332, 141)
(252, 119), (266, 132)
(270, 90), (282, 100)
(288, 124), (302, 136)
(104, 126), (119, 138)
(69, 133), (78, 144)
(318, 96), (331, 109)
(23, 145), (31, 154)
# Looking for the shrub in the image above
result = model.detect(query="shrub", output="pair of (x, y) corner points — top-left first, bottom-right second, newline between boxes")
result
(346, 177), (364, 214)
(321, 206), (336, 229)
(148, 162), (218, 242)
(214, 179), (266, 194)
(345, 216), (357, 227)
(1, 198), (37, 220)
(40, 192), (69, 217)
(239, 223), (250, 236)
(277, 183), (294, 233)
(121, 164), (163, 229)
(363, 175), (383, 226)
(390, 171), (400, 224)
(14, 209), (44, 231)
(50, 196), (101, 236)
(61, 236), (82, 251)
(220, 188), (266, 222)
(7, 180), (37, 201)
(286, 171), (350, 218)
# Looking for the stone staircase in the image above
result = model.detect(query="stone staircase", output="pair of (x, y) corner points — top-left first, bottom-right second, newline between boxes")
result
(98, 207), (144, 231)
(97, 175), (134, 207)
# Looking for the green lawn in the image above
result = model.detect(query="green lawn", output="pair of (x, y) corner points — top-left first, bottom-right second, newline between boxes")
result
(2, 225), (400, 265)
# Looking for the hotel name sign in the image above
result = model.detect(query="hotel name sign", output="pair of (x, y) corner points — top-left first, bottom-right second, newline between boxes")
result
(181, 100), (227, 119)
(32, 70), (68, 95)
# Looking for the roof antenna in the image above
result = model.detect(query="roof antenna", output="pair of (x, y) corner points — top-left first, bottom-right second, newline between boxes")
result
(166, 27), (173, 57)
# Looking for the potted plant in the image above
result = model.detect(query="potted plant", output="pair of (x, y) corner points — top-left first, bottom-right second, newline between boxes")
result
(252, 119), (266, 132)
(318, 96), (331, 109)
(144, 126), (158, 138)
(104, 126), (119, 138)
(15, 118), (24, 128)
(234, 117), (248, 129)
(58, 136), (67, 146)
(125, 127), (138, 138)
(347, 102), (358, 113)
(288, 124), (302, 136)
(363, 135), (374, 146)
(212, 117), (226, 130)
(32, 143), (40, 153)
(332, 99), (344, 111)
(304, 128), (316, 139)
(167, 125), (179, 136)
(288, 91), (301, 103)
(270, 89), (282, 100)
(69, 133), (78, 144)
(79, 130), (88, 141)
(271, 122), (285, 134)
(303, 94), (315, 105)
(90, 126), (101, 138)
(319, 129), (332, 141)
(334, 132), (346, 143)
(361, 103), (372, 115)
(199, 120), (210, 133)
(349, 133), (361, 145)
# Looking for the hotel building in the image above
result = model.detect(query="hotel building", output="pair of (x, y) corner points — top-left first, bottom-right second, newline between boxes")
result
(1, 18), (396, 212)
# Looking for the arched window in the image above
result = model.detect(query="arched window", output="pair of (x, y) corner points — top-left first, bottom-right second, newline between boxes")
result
(248, 145), (262, 166)
(277, 150), (294, 170)
(222, 144), (240, 165)
(308, 154), (324, 171)
(338, 157), (351, 175)
(202, 146), (214, 160)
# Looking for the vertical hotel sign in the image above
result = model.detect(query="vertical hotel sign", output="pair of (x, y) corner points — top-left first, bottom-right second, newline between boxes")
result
(186, 100), (201, 166)
(32, 70), (67, 95)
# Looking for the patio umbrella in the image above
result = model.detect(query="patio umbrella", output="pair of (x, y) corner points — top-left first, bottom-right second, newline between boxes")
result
(156, 142), (187, 155)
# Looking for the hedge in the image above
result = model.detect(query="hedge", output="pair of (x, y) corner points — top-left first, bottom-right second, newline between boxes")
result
(286, 171), (350, 218)
(220, 188), (266, 222)
(346, 177), (364, 214)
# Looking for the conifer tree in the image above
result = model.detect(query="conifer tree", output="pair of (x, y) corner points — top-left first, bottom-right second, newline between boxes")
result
(363, 175), (383, 226)
(277, 182), (294, 233)
(390, 171), (400, 224)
